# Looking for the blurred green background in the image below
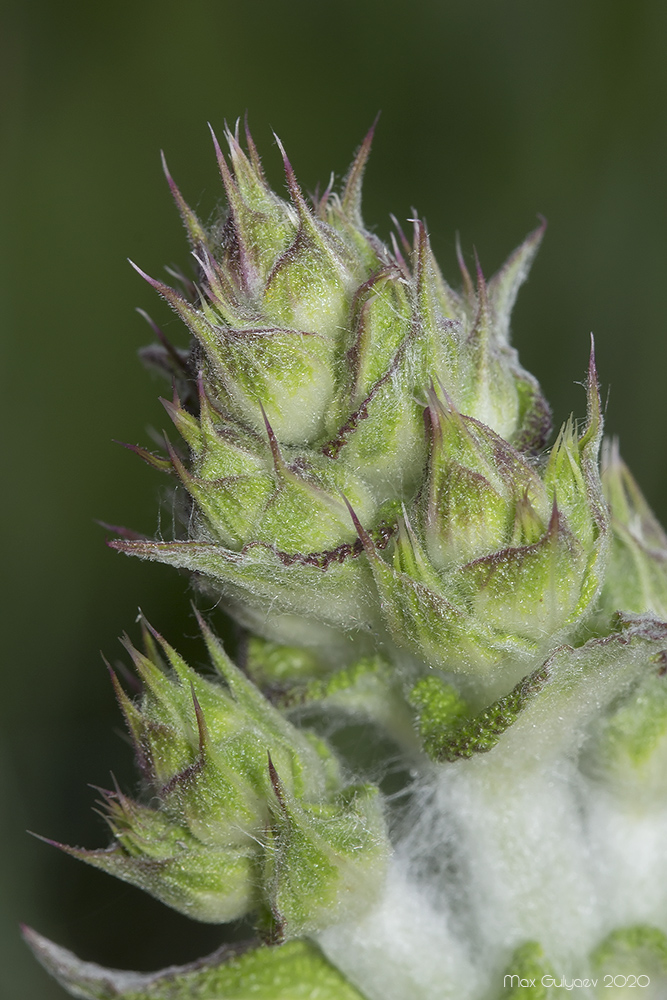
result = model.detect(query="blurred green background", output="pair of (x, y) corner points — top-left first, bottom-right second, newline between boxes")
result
(2, 0), (667, 995)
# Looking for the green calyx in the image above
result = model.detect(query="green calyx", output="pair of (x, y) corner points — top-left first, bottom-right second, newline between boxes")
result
(112, 126), (613, 691)
(57, 615), (388, 936)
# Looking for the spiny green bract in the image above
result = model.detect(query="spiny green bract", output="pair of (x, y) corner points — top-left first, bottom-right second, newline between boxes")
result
(56, 613), (388, 937)
(113, 123), (607, 689)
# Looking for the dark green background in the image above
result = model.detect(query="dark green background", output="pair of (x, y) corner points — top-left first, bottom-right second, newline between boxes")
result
(3, 1), (667, 995)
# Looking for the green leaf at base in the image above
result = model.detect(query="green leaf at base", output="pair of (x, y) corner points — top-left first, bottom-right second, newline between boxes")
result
(23, 928), (368, 1000)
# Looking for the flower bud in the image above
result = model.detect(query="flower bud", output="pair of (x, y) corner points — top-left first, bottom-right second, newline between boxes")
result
(113, 129), (602, 690)
(55, 615), (389, 930)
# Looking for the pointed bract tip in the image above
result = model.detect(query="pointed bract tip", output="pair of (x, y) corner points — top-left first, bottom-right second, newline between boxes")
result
(209, 122), (236, 187)
(272, 132), (304, 208)
(103, 654), (118, 684)
(97, 521), (149, 542)
(432, 374), (456, 412)
(190, 684), (209, 753)
(207, 121), (223, 159)
(358, 116), (378, 154)
(267, 752), (287, 811)
(341, 113), (381, 222)
(128, 259), (159, 288)
(163, 434), (190, 480)
(19, 922), (35, 942)
(231, 113), (264, 184)
(390, 214), (411, 255)
(473, 248), (488, 300)
(191, 601), (211, 639)
(512, 216), (547, 256)
(473, 247), (482, 280)
(225, 116), (241, 146)
(339, 492), (375, 555)
(22, 927), (160, 996)
(315, 171), (335, 215)
(160, 149), (174, 186)
(112, 441), (171, 474)
(159, 393), (178, 417)
(27, 830), (72, 852)
(588, 333), (598, 385)
(129, 262), (183, 307)
(224, 119), (246, 167)
(242, 111), (254, 146)
(578, 334), (602, 453)
(456, 234), (475, 300)
(355, 111), (381, 155)
(20, 926), (71, 975)
(119, 630), (139, 659)
(415, 221), (439, 297)
(107, 659), (142, 713)
(259, 401), (284, 471)
(272, 132), (291, 175)
(424, 379), (441, 413)
(140, 615), (165, 649)
(416, 218), (429, 254)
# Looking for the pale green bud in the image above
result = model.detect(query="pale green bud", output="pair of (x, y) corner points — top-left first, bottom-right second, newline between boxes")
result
(422, 392), (550, 570)
(53, 615), (389, 931)
(264, 757), (387, 938)
(113, 126), (562, 687)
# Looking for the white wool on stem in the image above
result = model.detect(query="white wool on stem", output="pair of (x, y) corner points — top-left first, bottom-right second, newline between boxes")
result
(318, 851), (482, 1000)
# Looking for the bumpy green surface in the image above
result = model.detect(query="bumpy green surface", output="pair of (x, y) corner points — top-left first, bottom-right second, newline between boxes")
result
(112, 124), (609, 690)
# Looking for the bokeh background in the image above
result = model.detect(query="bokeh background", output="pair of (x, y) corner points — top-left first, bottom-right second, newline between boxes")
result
(3, 0), (667, 994)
